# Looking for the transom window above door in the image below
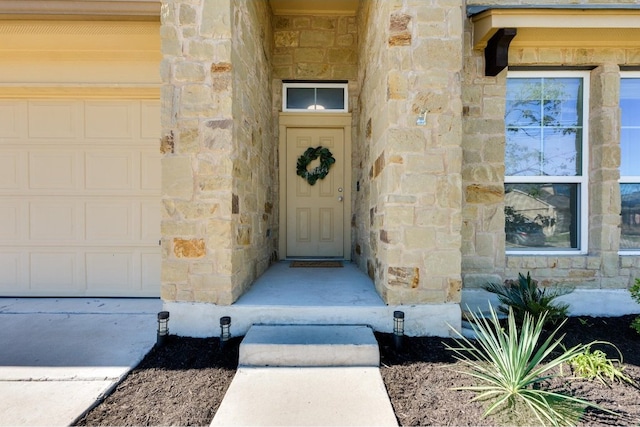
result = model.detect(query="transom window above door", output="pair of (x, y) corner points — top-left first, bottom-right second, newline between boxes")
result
(282, 81), (348, 112)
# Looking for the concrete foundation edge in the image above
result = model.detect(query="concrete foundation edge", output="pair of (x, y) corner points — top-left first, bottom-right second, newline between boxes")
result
(163, 302), (462, 338)
(461, 288), (640, 317)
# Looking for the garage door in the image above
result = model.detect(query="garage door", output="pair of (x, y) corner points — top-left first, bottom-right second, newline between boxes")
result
(0, 99), (161, 296)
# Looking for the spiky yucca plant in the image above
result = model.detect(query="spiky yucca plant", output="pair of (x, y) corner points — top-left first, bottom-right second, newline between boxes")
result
(446, 306), (616, 427)
(630, 279), (640, 335)
(485, 272), (572, 327)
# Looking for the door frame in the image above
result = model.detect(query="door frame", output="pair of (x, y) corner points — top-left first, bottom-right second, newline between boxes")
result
(278, 112), (352, 260)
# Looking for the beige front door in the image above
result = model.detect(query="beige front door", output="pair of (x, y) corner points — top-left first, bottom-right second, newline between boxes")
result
(286, 127), (344, 257)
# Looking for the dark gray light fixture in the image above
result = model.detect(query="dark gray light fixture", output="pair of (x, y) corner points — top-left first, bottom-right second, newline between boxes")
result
(220, 316), (231, 350)
(393, 310), (405, 350)
(156, 311), (170, 346)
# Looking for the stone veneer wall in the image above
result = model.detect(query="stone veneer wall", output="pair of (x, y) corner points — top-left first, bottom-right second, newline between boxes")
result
(270, 13), (360, 160)
(356, 0), (464, 305)
(160, 0), (274, 305)
(461, 1), (640, 290)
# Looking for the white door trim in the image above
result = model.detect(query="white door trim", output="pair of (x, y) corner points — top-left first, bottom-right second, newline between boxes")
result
(278, 112), (352, 260)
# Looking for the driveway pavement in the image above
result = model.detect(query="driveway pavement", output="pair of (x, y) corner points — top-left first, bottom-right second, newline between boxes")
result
(0, 298), (161, 426)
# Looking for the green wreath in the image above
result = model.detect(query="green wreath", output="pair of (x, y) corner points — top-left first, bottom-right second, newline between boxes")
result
(296, 146), (336, 186)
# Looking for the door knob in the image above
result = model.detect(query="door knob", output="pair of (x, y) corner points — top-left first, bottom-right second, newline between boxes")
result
(338, 196), (344, 202)
(338, 187), (343, 192)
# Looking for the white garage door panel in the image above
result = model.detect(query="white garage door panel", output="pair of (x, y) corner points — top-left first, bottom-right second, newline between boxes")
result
(141, 252), (161, 292)
(85, 102), (136, 139)
(86, 252), (132, 291)
(28, 102), (81, 139)
(141, 151), (162, 191)
(29, 151), (81, 189)
(29, 201), (80, 241)
(0, 98), (160, 297)
(85, 151), (134, 190)
(0, 102), (25, 137)
(30, 252), (78, 291)
(0, 203), (20, 240)
(0, 151), (23, 189)
(85, 202), (133, 241)
(0, 253), (22, 291)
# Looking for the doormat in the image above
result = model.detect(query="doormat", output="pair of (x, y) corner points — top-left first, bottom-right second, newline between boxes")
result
(290, 261), (343, 268)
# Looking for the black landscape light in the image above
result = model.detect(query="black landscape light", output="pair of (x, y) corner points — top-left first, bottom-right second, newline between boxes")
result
(220, 316), (231, 350)
(393, 310), (405, 351)
(157, 311), (170, 347)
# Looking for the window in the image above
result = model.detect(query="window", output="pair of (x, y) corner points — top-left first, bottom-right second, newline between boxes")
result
(504, 71), (589, 253)
(620, 73), (640, 252)
(282, 82), (348, 112)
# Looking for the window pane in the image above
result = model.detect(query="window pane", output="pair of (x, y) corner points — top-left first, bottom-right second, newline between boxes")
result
(620, 79), (640, 176)
(286, 88), (315, 109)
(315, 88), (344, 110)
(621, 79), (640, 127)
(621, 129), (640, 176)
(621, 183), (640, 250)
(505, 183), (579, 250)
(541, 128), (581, 176)
(506, 78), (542, 127)
(506, 77), (583, 178)
(505, 129), (542, 176)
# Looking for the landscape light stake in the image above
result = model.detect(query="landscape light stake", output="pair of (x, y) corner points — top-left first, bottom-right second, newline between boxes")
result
(393, 310), (405, 351)
(156, 311), (170, 347)
(220, 316), (231, 350)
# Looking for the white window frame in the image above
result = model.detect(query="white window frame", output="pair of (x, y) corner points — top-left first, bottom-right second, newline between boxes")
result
(619, 71), (640, 255)
(282, 82), (348, 113)
(505, 70), (590, 255)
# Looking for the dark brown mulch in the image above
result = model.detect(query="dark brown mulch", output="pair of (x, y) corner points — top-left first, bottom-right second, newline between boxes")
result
(75, 315), (640, 426)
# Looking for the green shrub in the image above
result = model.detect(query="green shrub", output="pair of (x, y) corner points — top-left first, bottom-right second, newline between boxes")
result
(569, 343), (633, 385)
(630, 279), (640, 335)
(484, 272), (573, 327)
(446, 305), (616, 426)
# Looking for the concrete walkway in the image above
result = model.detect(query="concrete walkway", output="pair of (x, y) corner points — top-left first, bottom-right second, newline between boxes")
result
(0, 298), (161, 426)
(211, 325), (398, 426)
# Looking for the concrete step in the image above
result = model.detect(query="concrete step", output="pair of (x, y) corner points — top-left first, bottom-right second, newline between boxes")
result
(239, 324), (380, 367)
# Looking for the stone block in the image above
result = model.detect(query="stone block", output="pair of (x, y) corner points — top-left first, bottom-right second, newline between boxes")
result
(312, 16), (337, 30)
(404, 227), (436, 250)
(337, 34), (355, 47)
(160, 25), (180, 56)
(295, 63), (330, 79)
(465, 184), (503, 204)
(161, 283), (177, 301)
(201, 0), (231, 38)
(294, 47), (325, 62)
(179, 4), (196, 25)
(174, 238), (206, 258)
(300, 31), (335, 47)
(162, 261), (189, 283)
(161, 220), (199, 236)
(388, 266), (420, 289)
(162, 156), (194, 199)
(328, 48), (357, 64)
(175, 62), (206, 82)
(274, 31), (299, 47)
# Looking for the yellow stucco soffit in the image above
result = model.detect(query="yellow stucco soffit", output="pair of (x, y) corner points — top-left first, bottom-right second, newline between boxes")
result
(0, 0), (160, 19)
(472, 9), (640, 50)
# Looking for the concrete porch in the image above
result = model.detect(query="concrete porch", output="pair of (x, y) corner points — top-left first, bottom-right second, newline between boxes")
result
(164, 261), (461, 338)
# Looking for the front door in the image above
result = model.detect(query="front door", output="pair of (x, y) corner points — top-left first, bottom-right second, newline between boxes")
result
(286, 127), (344, 257)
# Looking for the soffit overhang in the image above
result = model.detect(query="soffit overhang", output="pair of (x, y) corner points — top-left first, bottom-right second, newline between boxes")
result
(269, 0), (358, 16)
(0, 0), (160, 20)
(471, 8), (640, 50)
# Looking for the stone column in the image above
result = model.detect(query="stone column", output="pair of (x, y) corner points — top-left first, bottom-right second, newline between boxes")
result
(589, 64), (622, 280)
(360, 0), (465, 305)
(160, 0), (237, 305)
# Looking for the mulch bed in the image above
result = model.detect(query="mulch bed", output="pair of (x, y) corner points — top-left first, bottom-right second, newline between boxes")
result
(75, 315), (640, 426)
